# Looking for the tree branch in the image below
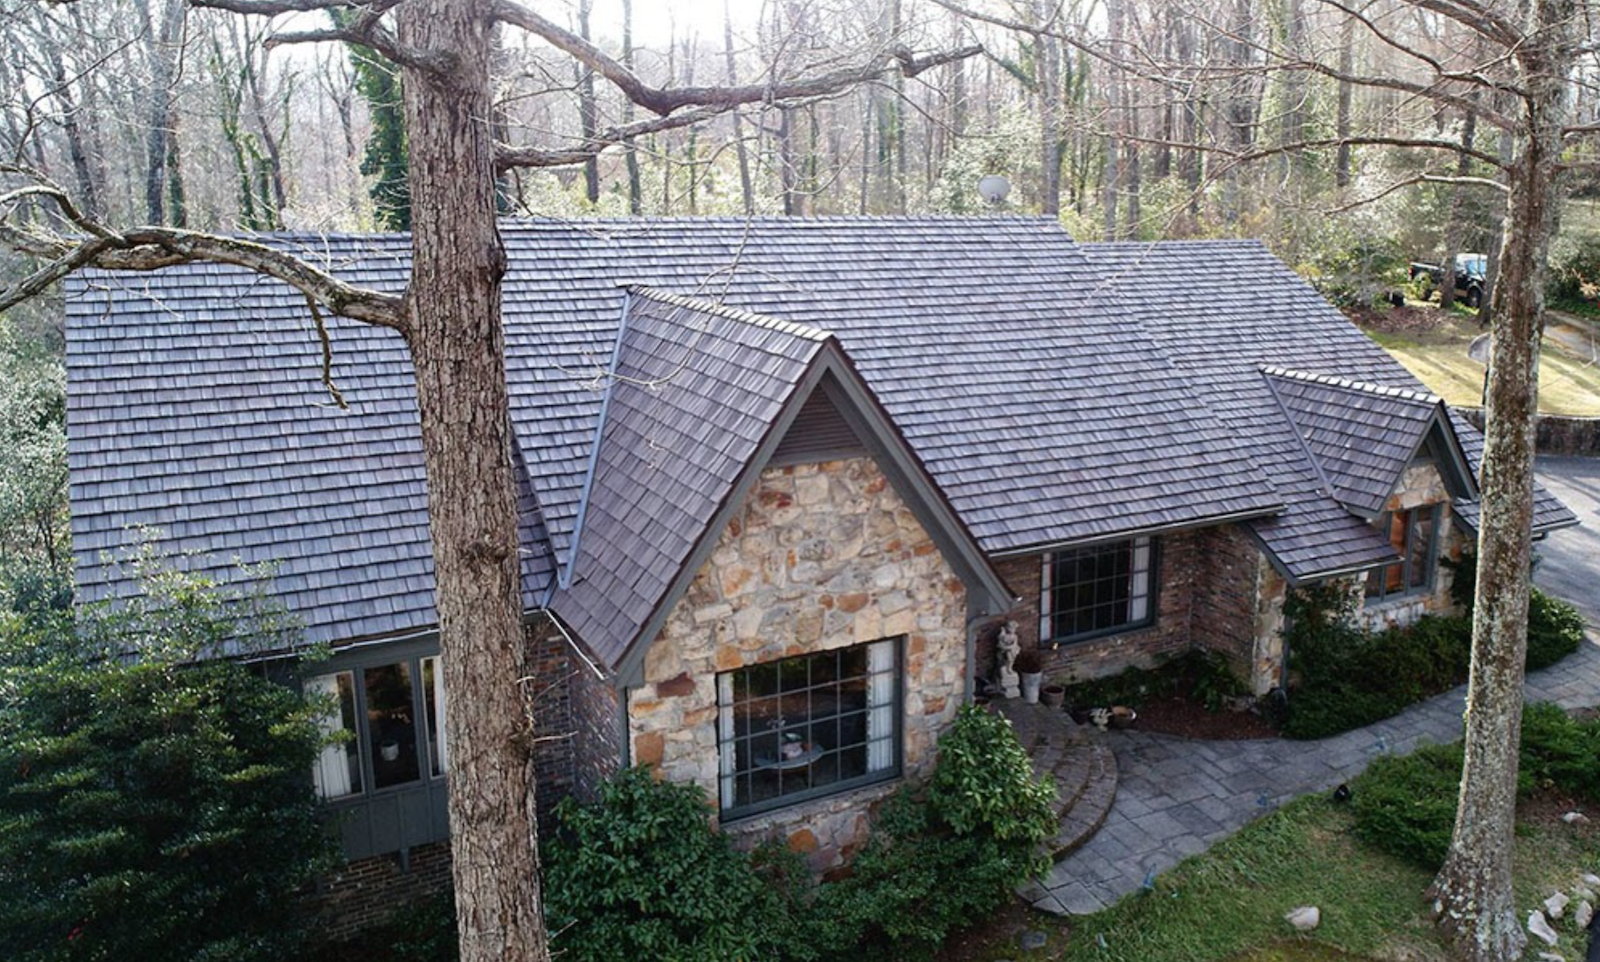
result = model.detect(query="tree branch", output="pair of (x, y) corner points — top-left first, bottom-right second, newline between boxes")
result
(497, 106), (730, 170)
(491, 0), (978, 117)
(0, 172), (403, 327)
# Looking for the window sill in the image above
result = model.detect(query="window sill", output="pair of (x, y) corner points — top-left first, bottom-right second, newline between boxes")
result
(1043, 619), (1158, 648)
(718, 769), (900, 826)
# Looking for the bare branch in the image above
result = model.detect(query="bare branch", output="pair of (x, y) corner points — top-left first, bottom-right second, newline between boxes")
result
(1323, 172), (1507, 216)
(491, 0), (979, 117)
(305, 295), (350, 409)
(497, 106), (729, 170)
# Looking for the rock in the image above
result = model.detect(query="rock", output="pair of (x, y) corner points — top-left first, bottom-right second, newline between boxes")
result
(1584, 873), (1600, 887)
(1539, 953), (1563, 962)
(1574, 899), (1594, 930)
(1018, 930), (1048, 951)
(1527, 910), (1559, 947)
(1285, 906), (1321, 932)
(1544, 891), (1570, 919)
(1562, 811), (1590, 825)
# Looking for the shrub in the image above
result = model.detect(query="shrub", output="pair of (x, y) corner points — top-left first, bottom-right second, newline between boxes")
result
(1527, 589), (1585, 670)
(1058, 649), (1246, 713)
(0, 648), (334, 961)
(1548, 231), (1600, 306)
(1519, 701), (1600, 800)
(807, 707), (1056, 959)
(541, 766), (789, 962)
(1350, 704), (1600, 869)
(1349, 742), (1464, 868)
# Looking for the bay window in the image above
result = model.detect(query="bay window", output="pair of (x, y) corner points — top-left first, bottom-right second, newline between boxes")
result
(310, 654), (446, 801)
(716, 638), (901, 819)
(1040, 536), (1157, 644)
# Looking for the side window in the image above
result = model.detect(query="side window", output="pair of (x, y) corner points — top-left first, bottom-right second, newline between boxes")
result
(308, 655), (446, 803)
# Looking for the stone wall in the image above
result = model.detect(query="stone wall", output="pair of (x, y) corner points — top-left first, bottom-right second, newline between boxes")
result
(628, 456), (969, 874)
(1457, 407), (1600, 457)
(1355, 461), (1467, 631)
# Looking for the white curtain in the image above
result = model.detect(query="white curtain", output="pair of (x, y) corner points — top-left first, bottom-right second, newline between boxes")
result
(866, 640), (895, 773)
(1129, 538), (1152, 622)
(1039, 552), (1054, 642)
(426, 656), (448, 775)
(308, 673), (354, 800)
(717, 674), (737, 810)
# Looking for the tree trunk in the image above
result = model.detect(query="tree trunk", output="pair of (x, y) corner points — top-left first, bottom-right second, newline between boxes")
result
(143, 0), (186, 225)
(395, 2), (548, 960)
(244, 42), (288, 226)
(1102, 0), (1123, 237)
(723, 0), (753, 215)
(1429, 2), (1574, 957)
(1334, 16), (1354, 189)
(1437, 101), (1478, 311)
(623, 0), (642, 214)
(48, 46), (102, 220)
(576, 0), (599, 205)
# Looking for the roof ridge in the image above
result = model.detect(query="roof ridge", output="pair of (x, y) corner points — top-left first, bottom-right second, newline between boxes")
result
(1260, 364), (1442, 406)
(626, 285), (833, 342)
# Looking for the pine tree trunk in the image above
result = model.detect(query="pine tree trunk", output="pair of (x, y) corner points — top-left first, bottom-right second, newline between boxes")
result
(1429, 3), (1573, 957)
(396, 2), (549, 960)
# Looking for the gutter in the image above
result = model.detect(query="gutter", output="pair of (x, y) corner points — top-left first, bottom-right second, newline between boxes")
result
(987, 504), (1287, 560)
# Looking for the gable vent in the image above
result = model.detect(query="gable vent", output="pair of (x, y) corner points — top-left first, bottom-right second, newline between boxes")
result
(770, 388), (866, 466)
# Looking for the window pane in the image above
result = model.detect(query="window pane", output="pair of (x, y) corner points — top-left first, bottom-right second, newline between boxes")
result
(717, 639), (899, 816)
(366, 662), (421, 790)
(422, 656), (446, 778)
(1048, 538), (1154, 641)
(309, 671), (362, 800)
(1408, 509), (1436, 589)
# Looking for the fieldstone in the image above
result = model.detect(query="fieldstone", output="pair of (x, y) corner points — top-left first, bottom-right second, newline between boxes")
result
(1584, 873), (1600, 887)
(656, 672), (695, 698)
(1544, 892), (1569, 919)
(1574, 899), (1594, 929)
(1539, 954), (1563, 962)
(1285, 906), (1320, 932)
(1018, 930), (1048, 951)
(1562, 811), (1590, 825)
(1527, 910), (1559, 947)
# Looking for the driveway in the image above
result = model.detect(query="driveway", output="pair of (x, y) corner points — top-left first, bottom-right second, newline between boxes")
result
(1535, 456), (1600, 625)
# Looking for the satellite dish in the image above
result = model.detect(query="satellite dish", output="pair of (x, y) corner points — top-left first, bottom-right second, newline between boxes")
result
(977, 174), (1011, 206)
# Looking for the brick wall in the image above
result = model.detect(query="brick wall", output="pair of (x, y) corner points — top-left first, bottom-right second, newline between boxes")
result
(982, 524), (1269, 687)
(570, 648), (624, 801)
(313, 841), (453, 944)
(526, 618), (576, 820)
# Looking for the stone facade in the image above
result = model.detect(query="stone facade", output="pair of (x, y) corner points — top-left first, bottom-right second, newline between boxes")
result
(1354, 461), (1467, 631)
(627, 456), (969, 873)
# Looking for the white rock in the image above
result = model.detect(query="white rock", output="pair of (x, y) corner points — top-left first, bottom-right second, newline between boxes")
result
(1584, 873), (1600, 887)
(1285, 906), (1321, 932)
(1562, 811), (1590, 825)
(1545, 892), (1570, 919)
(1575, 899), (1595, 930)
(1539, 953), (1563, 962)
(1528, 910), (1559, 947)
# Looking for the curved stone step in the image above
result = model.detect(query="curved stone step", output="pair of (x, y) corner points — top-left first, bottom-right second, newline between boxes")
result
(1044, 743), (1117, 862)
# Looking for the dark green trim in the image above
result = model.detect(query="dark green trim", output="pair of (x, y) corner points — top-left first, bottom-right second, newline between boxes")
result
(1040, 536), (1161, 647)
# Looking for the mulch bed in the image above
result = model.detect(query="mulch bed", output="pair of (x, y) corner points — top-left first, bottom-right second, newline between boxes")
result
(1342, 303), (1445, 335)
(932, 900), (1068, 962)
(1130, 692), (1281, 740)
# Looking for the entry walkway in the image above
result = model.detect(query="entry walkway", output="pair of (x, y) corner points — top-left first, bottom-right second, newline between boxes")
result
(1023, 633), (1600, 915)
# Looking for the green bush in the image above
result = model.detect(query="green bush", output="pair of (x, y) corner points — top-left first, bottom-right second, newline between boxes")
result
(1058, 649), (1246, 713)
(1350, 703), (1600, 869)
(1548, 231), (1600, 305)
(541, 766), (790, 962)
(1519, 701), (1600, 800)
(1349, 742), (1464, 868)
(1527, 589), (1585, 670)
(0, 644), (334, 961)
(806, 707), (1056, 959)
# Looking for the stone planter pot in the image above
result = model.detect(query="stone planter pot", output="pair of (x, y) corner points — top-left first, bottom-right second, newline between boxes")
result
(1041, 684), (1067, 709)
(1020, 672), (1043, 704)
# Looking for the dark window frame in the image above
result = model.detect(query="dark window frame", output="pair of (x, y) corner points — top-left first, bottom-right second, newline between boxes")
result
(307, 650), (447, 809)
(715, 638), (904, 823)
(1041, 536), (1160, 646)
(1365, 503), (1444, 603)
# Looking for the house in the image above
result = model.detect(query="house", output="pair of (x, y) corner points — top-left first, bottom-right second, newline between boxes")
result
(62, 217), (1574, 930)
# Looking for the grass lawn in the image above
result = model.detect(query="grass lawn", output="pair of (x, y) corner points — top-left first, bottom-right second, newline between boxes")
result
(1363, 306), (1600, 417)
(959, 793), (1599, 962)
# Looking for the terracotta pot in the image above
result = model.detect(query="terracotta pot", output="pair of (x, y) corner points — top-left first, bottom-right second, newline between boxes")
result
(1109, 706), (1137, 729)
(1041, 685), (1067, 709)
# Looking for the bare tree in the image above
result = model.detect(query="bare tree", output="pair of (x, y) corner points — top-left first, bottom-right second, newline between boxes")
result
(0, 3), (978, 959)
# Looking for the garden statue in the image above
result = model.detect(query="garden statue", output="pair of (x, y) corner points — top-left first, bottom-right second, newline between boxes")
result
(997, 621), (1021, 699)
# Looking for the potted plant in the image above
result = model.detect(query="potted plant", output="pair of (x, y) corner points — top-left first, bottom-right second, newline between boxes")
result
(1110, 705), (1138, 729)
(1015, 649), (1044, 704)
(1041, 681), (1067, 709)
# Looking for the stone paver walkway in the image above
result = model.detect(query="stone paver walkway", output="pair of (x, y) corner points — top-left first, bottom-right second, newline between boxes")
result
(1023, 633), (1600, 915)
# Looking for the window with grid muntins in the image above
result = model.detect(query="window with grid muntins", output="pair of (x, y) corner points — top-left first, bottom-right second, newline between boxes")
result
(716, 638), (900, 819)
(1365, 504), (1442, 601)
(1040, 536), (1157, 644)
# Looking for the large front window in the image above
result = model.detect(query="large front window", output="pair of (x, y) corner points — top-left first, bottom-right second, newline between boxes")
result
(1041, 536), (1157, 643)
(716, 639), (900, 819)
(1366, 505), (1442, 601)
(309, 655), (446, 801)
